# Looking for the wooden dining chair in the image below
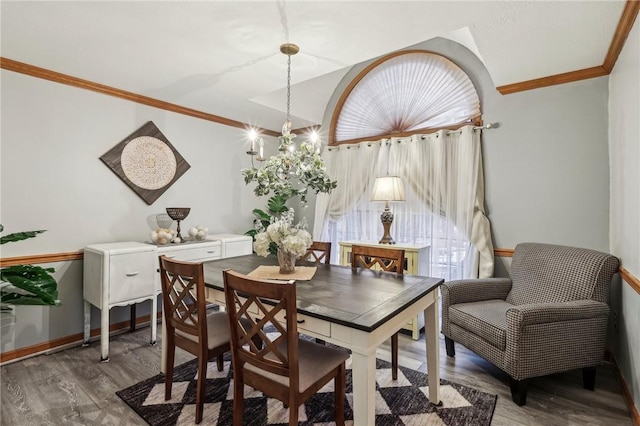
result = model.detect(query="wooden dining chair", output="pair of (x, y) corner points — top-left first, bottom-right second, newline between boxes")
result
(300, 241), (332, 264)
(159, 256), (232, 424)
(351, 244), (405, 380)
(223, 269), (349, 426)
(300, 241), (332, 344)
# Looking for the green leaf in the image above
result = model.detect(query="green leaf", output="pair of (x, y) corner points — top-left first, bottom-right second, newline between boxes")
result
(252, 208), (271, 222)
(0, 230), (47, 245)
(1, 265), (58, 305)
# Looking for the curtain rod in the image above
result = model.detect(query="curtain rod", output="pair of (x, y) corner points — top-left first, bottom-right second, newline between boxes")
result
(328, 123), (500, 150)
(445, 122), (499, 135)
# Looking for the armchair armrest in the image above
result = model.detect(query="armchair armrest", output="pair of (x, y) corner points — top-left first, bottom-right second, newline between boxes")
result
(506, 299), (609, 327)
(504, 299), (610, 380)
(441, 278), (512, 306)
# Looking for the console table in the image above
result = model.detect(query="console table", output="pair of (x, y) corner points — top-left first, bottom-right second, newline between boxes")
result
(339, 240), (431, 339)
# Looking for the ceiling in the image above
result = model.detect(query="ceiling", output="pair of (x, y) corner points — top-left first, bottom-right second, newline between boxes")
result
(1, 1), (626, 133)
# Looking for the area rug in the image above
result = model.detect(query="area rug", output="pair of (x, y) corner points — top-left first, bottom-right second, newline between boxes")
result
(117, 353), (497, 426)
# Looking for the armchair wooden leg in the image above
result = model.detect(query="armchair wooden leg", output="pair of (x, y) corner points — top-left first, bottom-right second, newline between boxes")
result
(583, 366), (596, 390)
(444, 336), (455, 357)
(509, 377), (528, 406)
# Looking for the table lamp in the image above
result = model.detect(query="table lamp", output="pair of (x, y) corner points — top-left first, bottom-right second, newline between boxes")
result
(371, 176), (405, 244)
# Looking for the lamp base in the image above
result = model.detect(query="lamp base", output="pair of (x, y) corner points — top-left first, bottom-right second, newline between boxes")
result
(379, 208), (396, 244)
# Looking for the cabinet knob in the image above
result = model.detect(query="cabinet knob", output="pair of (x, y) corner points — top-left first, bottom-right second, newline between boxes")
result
(126, 272), (139, 277)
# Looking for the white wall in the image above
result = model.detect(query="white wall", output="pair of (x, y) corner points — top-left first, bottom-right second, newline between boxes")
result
(608, 16), (640, 412)
(0, 70), (269, 352)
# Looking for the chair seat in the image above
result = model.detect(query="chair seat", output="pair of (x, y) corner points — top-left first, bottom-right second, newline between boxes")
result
(449, 299), (512, 350)
(176, 311), (231, 350)
(246, 339), (350, 392)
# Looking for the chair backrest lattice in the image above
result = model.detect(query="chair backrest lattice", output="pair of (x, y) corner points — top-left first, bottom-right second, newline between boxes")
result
(351, 245), (405, 275)
(300, 241), (332, 264)
(223, 270), (299, 385)
(159, 256), (207, 341)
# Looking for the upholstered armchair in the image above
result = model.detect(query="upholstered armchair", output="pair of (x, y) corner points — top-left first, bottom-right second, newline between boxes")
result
(441, 242), (619, 405)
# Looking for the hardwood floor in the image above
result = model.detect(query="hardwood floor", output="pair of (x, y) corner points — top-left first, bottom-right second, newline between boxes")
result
(1, 325), (634, 425)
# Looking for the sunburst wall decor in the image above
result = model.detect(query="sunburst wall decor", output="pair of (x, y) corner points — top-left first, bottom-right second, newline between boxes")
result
(100, 121), (190, 205)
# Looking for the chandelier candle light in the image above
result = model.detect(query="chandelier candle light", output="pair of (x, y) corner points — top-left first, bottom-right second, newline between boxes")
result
(241, 43), (337, 206)
(371, 176), (406, 244)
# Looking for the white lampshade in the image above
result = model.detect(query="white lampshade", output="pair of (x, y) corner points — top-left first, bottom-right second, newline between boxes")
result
(371, 176), (406, 202)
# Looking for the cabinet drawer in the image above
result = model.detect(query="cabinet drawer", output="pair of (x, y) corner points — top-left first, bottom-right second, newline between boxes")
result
(160, 245), (221, 262)
(109, 252), (155, 304)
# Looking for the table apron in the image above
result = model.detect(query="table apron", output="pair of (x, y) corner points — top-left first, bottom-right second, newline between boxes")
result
(206, 287), (436, 355)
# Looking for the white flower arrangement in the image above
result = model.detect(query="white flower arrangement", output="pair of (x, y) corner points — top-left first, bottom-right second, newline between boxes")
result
(253, 208), (312, 257)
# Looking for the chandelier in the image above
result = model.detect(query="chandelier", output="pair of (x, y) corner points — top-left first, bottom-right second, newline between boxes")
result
(242, 43), (337, 205)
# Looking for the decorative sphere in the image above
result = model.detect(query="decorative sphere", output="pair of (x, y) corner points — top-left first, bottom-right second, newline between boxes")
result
(151, 228), (175, 245)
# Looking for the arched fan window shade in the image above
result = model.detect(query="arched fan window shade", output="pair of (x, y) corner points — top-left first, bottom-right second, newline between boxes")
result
(330, 50), (481, 145)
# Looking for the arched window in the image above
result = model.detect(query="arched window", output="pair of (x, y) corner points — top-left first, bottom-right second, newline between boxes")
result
(329, 50), (481, 145)
(316, 50), (494, 281)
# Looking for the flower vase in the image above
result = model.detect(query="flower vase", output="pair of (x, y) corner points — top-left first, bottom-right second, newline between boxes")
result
(277, 249), (297, 274)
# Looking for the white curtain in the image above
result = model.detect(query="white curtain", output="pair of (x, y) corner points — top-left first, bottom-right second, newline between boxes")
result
(313, 125), (494, 279)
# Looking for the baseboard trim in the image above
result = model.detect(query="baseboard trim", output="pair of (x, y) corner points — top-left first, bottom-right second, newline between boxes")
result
(605, 349), (640, 425)
(0, 312), (162, 365)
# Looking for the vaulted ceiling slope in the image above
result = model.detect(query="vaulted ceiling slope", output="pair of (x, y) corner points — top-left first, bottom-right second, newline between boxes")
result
(0, 1), (631, 132)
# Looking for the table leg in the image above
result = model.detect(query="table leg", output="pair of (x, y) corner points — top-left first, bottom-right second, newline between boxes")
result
(83, 300), (91, 346)
(150, 296), (157, 345)
(160, 313), (167, 374)
(350, 349), (377, 426)
(100, 305), (110, 362)
(129, 304), (137, 332)
(424, 295), (441, 405)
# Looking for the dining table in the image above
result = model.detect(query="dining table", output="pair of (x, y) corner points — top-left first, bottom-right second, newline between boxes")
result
(194, 254), (444, 426)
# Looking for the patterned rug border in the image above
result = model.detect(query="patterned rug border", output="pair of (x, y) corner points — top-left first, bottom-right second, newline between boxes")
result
(117, 353), (498, 426)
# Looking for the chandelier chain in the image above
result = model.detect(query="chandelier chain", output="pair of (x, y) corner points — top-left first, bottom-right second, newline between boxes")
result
(286, 53), (291, 122)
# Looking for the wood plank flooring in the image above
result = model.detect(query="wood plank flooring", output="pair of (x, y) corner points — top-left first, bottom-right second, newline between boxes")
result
(1, 325), (634, 425)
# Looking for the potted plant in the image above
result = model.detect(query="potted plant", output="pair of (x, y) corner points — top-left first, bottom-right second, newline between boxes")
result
(0, 225), (61, 312)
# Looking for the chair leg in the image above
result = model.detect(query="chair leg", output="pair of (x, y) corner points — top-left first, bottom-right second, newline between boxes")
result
(233, 370), (244, 426)
(509, 377), (528, 406)
(216, 354), (224, 371)
(444, 336), (455, 357)
(391, 333), (399, 380)
(288, 405), (299, 426)
(195, 355), (207, 424)
(334, 364), (346, 426)
(164, 343), (175, 400)
(583, 366), (596, 390)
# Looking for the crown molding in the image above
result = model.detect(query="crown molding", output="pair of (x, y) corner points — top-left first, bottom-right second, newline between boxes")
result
(0, 57), (280, 137)
(497, 0), (639, 95)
